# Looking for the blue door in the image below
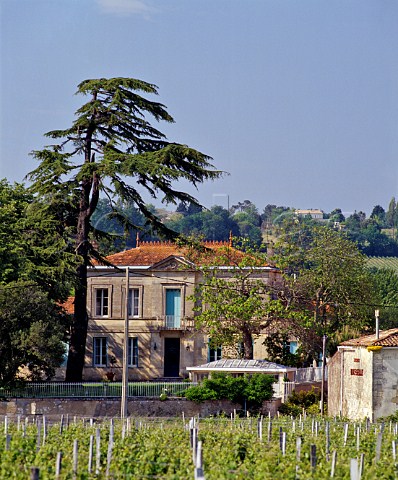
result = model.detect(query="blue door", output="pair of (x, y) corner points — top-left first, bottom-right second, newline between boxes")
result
(165, 289), (181, 328)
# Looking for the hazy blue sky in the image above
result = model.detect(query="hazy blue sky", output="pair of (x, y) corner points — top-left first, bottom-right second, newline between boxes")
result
(1, 0), (398, 215)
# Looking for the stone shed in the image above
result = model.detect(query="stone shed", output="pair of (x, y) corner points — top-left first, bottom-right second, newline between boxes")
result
(328, 328), (398, 421)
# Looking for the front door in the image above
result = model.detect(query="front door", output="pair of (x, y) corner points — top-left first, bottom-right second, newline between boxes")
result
(164, 338), (180, 377)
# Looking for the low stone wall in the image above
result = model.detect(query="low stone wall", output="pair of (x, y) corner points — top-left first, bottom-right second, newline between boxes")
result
(0, 397), (281, 418)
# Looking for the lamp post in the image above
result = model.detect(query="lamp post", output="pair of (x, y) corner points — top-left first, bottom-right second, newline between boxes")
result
(121, 267), (129, 418)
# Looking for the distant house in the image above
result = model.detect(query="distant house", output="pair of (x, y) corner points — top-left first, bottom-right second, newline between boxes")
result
(295, 209), (324, 220)
(328, 328), (398, 420)
(79, 241), (281, 381)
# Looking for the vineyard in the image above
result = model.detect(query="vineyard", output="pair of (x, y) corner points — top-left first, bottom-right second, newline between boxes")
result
(0, 414), (398, 479)
(367, 256), (398, 273)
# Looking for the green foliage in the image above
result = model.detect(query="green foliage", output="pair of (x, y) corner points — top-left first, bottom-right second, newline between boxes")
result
(184, 372), (275, 409)
(0, 180), (73, 385)
(166, 205), (240, 242)
(369, 267), (398, 329)
(191, 242), (274, 359)
(278, 387), (322, 416)
(386, 196), (398, 229)
(0, 281), (69, 386)
(2, 417), (398, 478)
(262, 332), (301, 367)
(272, 223), (375, 359)
(0, 180), (74, 301)
(370, 205), (386, 226)
(348, 223), (398, 257)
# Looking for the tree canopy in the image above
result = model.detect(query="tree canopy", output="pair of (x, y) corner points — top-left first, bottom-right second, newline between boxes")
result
(191, 243), (274, 359)
(0, 180), (72, 385)
(369, 267), (398, 330)
(0, 282), (69, 385)
(272, 223), (375, 359)
(28, 77), (222, 380)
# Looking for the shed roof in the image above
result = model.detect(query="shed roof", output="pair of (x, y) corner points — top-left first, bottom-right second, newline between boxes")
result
(186, 359), (296, 374)
(340, 328), (398, 347)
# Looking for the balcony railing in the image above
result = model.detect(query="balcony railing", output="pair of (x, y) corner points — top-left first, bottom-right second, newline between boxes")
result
(158, 316), (195, 330)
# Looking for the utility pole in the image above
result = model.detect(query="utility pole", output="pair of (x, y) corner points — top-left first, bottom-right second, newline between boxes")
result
(320, 334), (327, 415)
(375, 309), (380, 339)
(121, 267), (129, 418)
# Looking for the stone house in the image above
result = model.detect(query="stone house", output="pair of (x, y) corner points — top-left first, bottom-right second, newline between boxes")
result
(82, 240), (281, 381)
(294, 209), (324, 220)
(328, 328), (398, 421)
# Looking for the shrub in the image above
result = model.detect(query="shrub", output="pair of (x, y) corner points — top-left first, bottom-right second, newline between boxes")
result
(244, 373), (276, 408)
(288, 387), (321, 408)
(184, 373), (275, 409)
(278, 402), (302, 416)
(278, 387), (323, 416)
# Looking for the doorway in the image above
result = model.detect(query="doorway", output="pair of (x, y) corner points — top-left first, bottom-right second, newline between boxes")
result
(164, 337), (180, 377)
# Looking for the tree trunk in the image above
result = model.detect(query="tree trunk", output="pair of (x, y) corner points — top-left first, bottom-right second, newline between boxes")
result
(65, 263), (88, 381)
(65, 118), (98, 381)
(65, 195), (91, 381)
(242, 326), (254, 360)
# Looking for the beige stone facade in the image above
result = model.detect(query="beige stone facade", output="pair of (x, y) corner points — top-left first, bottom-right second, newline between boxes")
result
(81, 241), (280, 381)
(328, 329), (398, 421)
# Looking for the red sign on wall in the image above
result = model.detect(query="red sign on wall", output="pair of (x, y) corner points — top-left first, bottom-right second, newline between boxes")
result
(353, 358), (360, 363)
(350, 369), (364, 376)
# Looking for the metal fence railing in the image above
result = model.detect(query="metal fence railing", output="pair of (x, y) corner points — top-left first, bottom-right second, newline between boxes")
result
(294, 366), (327, 383)
(0, 382), (197, 399)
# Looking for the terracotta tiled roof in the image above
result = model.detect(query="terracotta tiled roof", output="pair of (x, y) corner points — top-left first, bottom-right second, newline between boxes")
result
(101, 241), (267, 268)
(60, 296), (74, 315)
(340, 328), (398, 347)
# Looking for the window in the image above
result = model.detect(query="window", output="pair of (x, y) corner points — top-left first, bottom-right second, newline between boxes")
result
(208, 344), (222, 362)
(60, 342), (69, 367)
(128, 337), (139, 367)
(95, 288), (109, 316)
(282, 340), (298, 355)
(165, 289), (181, 327)
(93, 337), (107, 366)
(289, 341), (298, 354)
(128, 288), (140, 317)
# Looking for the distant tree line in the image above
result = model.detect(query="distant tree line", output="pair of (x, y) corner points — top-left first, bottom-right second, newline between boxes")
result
(91, 198), (398, 258)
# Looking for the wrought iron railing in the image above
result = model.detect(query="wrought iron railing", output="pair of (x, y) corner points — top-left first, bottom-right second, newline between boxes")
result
(158, 316), (195, 330)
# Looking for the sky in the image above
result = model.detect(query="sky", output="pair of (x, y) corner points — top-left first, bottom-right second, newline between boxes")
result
(1, 0), (398, 216)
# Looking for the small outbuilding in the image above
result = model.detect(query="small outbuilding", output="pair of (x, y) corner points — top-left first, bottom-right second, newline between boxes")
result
(186, 359), (297, 401)
(328, 328), (398, 421)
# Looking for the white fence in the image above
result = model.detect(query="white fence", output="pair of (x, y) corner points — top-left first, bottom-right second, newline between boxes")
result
(273, 382), (295, 401)
(273, 367), (327, 401)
